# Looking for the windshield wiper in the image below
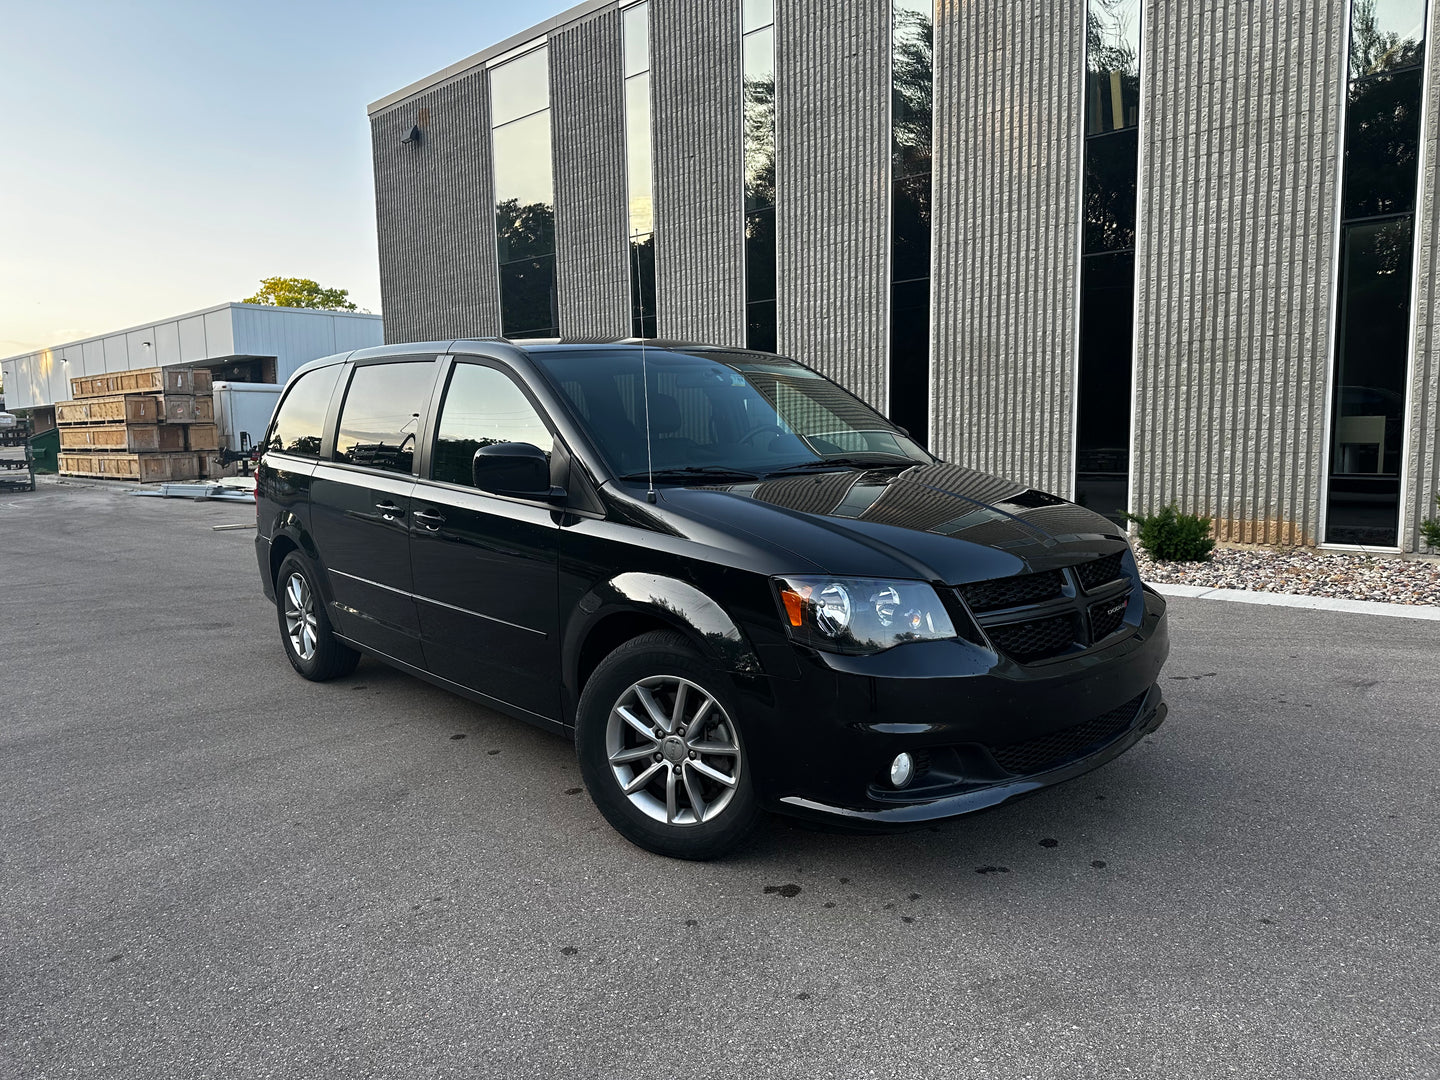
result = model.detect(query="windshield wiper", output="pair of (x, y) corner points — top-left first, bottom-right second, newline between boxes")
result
(619, 465), (763, 484)
(764, 456), (915, 477)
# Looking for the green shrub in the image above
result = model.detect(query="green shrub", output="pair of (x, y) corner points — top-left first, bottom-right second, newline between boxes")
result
(1125, 504), (1216, 562)
(1422, 493), (1440, 552)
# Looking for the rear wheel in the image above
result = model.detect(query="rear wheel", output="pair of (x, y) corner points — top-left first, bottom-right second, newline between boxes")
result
(576, 631), (761, 860)
(275, 551), (359, 681)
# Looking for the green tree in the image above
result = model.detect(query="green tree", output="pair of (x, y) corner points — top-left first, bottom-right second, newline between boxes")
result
(242, 276), (358, 311)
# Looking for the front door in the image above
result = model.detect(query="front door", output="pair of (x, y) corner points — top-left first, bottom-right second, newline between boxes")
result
(410, 360), (561, 721)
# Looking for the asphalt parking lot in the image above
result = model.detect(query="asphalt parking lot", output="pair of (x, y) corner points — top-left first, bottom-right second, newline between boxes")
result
(2, 480), (1437, 1080)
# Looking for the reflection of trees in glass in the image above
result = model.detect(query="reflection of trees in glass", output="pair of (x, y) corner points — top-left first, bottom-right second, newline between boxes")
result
(1083, 130), (1137, 253)
(495, 198), (556, 264)
(1343, 68), (1423, 218)
(744, 74), (775, 210)
(630, 234), (657, 337)
(892, 8), (932, 177)
(1086, 0), (1140, 133)
(1351, 0), (1425, 77)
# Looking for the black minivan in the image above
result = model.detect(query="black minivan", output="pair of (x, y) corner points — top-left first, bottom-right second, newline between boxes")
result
(256, 341), (1169, 858)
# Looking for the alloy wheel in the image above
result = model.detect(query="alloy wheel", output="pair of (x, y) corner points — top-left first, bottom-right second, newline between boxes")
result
(605, 675), (743, 826)
(283, 571), (319, 662)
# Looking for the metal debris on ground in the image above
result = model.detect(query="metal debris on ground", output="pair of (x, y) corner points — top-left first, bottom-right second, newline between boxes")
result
(211, 523), (256, 531)
(131, 477), (257, 503)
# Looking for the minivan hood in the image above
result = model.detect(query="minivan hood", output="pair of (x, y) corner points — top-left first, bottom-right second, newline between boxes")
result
(654, 461), (1128, 584)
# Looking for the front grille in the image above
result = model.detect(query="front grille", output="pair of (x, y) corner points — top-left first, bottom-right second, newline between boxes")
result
(1075, 552), (1126, 591)
(985, 613), (1079, 663)
(961, 569), (1065, 613)
(1089, 594), (1130, 641)
(985, 693), (1147, 776)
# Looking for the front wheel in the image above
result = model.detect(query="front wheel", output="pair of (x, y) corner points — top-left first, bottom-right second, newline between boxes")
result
(576, 631), (761, 860)
(275, 551), (360, 681)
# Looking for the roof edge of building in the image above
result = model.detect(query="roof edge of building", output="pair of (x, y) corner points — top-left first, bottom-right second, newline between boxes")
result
(1, 303), (383, 365)
(366, 0), (615, 117)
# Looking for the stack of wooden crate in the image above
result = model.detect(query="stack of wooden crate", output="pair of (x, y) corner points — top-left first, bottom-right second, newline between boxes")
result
(57, 367), (220, 481)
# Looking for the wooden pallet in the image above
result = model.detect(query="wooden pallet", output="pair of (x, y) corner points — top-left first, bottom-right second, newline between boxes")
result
(162, 395), (215, 423)
(55, 394), (165, 426)
(59, 451), (204, 482)
(185, 423), (220, 452)
(67, 366), (211, 400)
(59, 424), (189, 453)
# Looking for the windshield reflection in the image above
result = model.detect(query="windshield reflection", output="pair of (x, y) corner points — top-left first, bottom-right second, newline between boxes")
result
(530, 348), (933, 481)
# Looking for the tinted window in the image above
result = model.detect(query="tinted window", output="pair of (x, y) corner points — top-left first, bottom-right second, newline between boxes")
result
(490, 47), (549, 126)
(266, 365), (340, 457)
(333, 362), (435, 474)
(432, 364), (552, 487)
(1351, 0), (1426, 77)
(533, 349), (929, 477)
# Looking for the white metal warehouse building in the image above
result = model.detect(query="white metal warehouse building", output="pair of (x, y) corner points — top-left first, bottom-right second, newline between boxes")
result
(0, 303), (383, 412)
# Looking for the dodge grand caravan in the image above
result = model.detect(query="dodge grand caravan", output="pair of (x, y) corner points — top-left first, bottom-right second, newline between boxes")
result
(256, 341), (1169, 859)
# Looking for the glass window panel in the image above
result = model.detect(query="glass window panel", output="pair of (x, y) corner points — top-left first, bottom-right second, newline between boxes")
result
(1086, 0), (1141, 134)
(334, 362), (434, 474)
(625, 74), (654, 236)
(500, 254), (559, 338)
(744, 27), (776, 211)
(746, 301), (777, 354)
(1325, 218), (1413, 544)
(888, 278), (930, 445)
(432, 364), (552, 486)
(622, 2), (650, 77)
(266, 365), (340, 457)
(1342, 67), (1424, 219)
(742, 0), (774, 33)
(892, 175), (932, 283)
(494, 112), (555, 264)
(745, 209), (777, 303)
(493, 111), (554, 209)
(1350, 0), (1427, 78)
(629, 235), (657, 336)
(1083, 128), (1138, 253)
(893, 1), (933, 178)
(490, 47), (550, 126)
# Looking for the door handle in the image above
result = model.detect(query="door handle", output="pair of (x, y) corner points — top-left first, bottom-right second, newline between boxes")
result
(375, 501), (405, 521)
(412, 508), (446, 531)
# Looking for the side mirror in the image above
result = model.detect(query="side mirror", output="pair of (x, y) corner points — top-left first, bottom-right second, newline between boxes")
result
(472, 442), (558, 501)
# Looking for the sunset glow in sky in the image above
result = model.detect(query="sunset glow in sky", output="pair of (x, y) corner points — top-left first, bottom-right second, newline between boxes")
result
(0, 0), (562, 357)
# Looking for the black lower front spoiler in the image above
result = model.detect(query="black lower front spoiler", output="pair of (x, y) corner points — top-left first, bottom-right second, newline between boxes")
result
(775, 685), (1167, 827)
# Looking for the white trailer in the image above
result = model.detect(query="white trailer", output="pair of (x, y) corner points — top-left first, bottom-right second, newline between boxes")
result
(212, 381), (282, 462)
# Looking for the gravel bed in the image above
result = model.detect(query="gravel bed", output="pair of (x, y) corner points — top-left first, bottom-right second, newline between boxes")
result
(1135, 546), (1440, 607)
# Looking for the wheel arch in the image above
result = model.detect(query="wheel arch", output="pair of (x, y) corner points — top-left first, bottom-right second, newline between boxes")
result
(564, 573), (763, 723)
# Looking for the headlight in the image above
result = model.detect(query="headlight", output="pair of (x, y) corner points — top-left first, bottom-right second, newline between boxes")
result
(773, 575), (958, 654)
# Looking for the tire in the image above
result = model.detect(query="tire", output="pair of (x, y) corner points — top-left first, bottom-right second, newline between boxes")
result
(275, 551), (360, 682)
(576, 630), (762, 860)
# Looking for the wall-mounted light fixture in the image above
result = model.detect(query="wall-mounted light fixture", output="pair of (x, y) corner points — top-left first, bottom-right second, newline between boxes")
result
(401, 106), (431, 147)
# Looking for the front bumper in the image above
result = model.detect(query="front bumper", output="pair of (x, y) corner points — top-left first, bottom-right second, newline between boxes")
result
(739, 586), (1170, 826)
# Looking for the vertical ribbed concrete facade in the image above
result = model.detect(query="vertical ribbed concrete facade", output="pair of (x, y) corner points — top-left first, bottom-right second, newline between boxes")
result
(371, 69), (500, 344)
(369, 0), (1440, 552)
(651, 0), (745, 347)
(774, 1), (891, 411)
(929, 1), (1084, 494)
(551, 10), (632, 338)
(1409, 0), (1440, 552)
(1133, 0), (1345, 547)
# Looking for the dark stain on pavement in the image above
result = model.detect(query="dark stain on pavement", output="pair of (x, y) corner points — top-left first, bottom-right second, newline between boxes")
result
(764, 883), (802, 898)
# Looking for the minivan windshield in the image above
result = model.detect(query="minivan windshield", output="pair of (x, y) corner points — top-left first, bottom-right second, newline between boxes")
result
(530, 347), (932, 481)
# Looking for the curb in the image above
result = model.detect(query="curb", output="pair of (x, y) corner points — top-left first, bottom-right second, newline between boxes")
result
(1149, 582), (1440, 621)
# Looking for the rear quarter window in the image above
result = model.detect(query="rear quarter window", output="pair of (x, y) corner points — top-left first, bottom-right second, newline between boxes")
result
(265, 365), (342, 457)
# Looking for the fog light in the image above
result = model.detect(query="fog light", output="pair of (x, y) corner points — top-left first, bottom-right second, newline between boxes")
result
(889, 752), (915, 789)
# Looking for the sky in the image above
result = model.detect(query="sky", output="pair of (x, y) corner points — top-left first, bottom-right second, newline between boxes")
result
(0, 0), (566, 358)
